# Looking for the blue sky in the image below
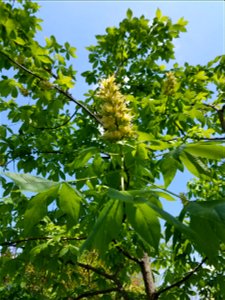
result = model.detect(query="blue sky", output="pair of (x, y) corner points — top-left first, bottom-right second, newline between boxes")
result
(37, 1), (224, 100)
(35, 1), (224, 214)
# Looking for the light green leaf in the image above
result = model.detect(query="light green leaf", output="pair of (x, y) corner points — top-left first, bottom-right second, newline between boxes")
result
(56, 73), (74, 89)
(4, 172), (59, 192)
(126, 202), (160, 250)
(159, 154), (180, 188)
(58, 183), (82, 223)
(185, 142), (225, 159)
(194, 71), (208, 81)
(180, 152), (210, 179)
(24, 185), (58, 234)
(80, 199), (123, 255)
(177, 17), (188, 26)
(13, 37), (26, 46)
(156, 8), (162, 20)
(67, 147), (97, 169)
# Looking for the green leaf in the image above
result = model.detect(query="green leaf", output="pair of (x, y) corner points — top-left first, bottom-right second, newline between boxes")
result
(24, 185), (58, 234)
(67, 147), (97, 169)
(107, 188), (133, 203)
(58, 183), (82, 223)
(126, 202), (160, 250)
(148, 202), (195, 239)
(184, 142), (225, 159)
(80, 199), (123, 255)
(159, 155), (179, 188)
(194, 71), (208, 81)
(13, 37), (26, 46)
(4, 172), (59, 192)
(186, 201), (225, 263)
(180, 152), (210, 179)
(176, 17), (188, 27)
(156, 8), (162, 20)
(126, 8), (133, 20)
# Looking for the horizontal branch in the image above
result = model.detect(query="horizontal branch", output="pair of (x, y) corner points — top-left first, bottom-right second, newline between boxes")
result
(74, 287), (119, 300)
(0, 50), (102, 125)
(0, 236), (86, 247)
(157, 257), (207, 296)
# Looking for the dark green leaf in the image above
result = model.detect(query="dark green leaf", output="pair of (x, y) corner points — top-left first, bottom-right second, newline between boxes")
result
(80, 199), (123, 255)
(126, 202), (160, 250)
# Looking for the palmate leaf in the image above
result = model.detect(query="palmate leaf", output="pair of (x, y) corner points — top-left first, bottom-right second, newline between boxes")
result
(4, 172), (58, 192)
(80, 199), (123, 255)
(24, 185), (59, 235)
(126, 201), (161, 251)
(186, 200), (225, 264)
(58, 183), (82, 223)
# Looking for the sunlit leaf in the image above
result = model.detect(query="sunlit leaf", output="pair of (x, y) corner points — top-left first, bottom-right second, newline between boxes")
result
(4, 172), (59, 192)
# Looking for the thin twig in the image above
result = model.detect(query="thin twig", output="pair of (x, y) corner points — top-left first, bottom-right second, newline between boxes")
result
(157, 257), (207, 296)
(0, 236), (86, 247)
(0, 50), (102, 125)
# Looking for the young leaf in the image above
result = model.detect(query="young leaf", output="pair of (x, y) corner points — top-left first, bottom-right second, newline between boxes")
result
(58, 183), (82, 223)
(156, 8), (162, 20)
(126, 8), (133, 20)
(4, 172), (58, 192)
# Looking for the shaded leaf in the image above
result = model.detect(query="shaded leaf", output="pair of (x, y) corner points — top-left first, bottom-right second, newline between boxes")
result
(58, 183), (82, 223)
(126, 201), (160, 250)
(80, 199), (123, 255)
(24, 185), (59, 234)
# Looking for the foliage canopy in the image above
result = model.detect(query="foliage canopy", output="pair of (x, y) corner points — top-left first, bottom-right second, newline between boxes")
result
(1, 1), (225, 299)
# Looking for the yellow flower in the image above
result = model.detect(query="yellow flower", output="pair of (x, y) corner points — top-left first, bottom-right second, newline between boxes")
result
(163, 72), (177, 96)
(97, 75), (134, 141)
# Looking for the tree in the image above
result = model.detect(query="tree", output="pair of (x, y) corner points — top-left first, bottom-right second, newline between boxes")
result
(1, 1), (225, 299)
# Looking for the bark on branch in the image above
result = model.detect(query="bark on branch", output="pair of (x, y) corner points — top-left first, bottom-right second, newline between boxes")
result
(139, 253), (157, 300)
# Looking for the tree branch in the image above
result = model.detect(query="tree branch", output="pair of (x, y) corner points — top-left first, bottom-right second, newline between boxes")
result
(0, 236), (86, 247)
(115, 243), (141, 264)
(139, 253), (157, 300)
(0, 50), (102, 125)
(157, 257), (207, 296)
(77, 262), (130, 300)
(73, 287), (119, 300)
